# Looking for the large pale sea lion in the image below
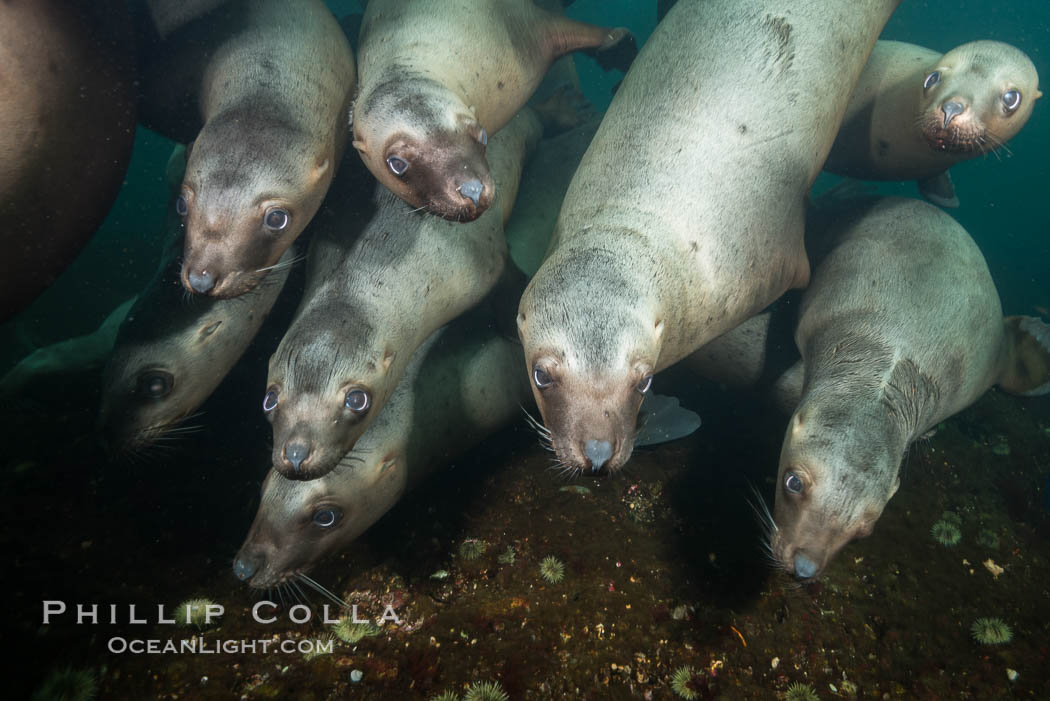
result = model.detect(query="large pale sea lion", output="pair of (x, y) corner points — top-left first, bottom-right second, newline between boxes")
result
(739, 197), (1050, 581)
(0, 0), (136, 321)
(351, 0), (635, 222)
(137, 0), (355, 298)
(517, 0), (900, 475)
(264, 110), (541, 480)
(98, 149), (294, 456)
(234, 315), (530, 589)
(825, 40), (1042, 207)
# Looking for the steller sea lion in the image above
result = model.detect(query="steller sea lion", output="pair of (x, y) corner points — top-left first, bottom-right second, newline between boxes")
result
(233, 315), (530, 589)
(264, 109), (542, 480)
(757, 197), (1050, 580)
(98, 148), (294, 456)
(351, 0), (636, 222)
(137, 0), (355, 299)
(824, 40), (1042, 207)
(517, 0), (900, 475)
(0, 0), (136, 322)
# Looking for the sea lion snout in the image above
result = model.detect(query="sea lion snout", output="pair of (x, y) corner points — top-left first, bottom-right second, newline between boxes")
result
(284, 440), (311, 473)
(583, 439), (614, 472)
(233, 550), (263, 582)
(458, 178), (485, 207)
(940, 99), (967, 128)
(186, 269), (215, 294)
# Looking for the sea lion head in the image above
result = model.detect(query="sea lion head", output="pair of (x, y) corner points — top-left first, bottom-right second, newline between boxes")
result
(352, 76), (494, 221)
(264, 305), (395, 480)
(517, 246), (661, 475)
(233, 454), (406, 589)
(769, 390), (902, 581)
(98, 295), (231, 456)
(917, 40), (1041, 155)
(178, 106), (332, 298)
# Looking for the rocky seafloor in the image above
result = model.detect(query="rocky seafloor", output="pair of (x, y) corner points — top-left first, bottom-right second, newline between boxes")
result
(8, 362), (1050, 700)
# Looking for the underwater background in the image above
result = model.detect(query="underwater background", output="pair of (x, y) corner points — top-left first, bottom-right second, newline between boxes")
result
(3, 0), (1049, 699)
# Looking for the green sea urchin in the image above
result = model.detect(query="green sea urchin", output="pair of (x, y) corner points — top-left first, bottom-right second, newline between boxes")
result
(31, 666), (97, 701)
(497, 546), (516, 565)
(462, 680), (509, 701)
(302, 633), (336, 661)
(785, 681), (819, 701)
(428, 691), (460, 701)
(976, 528), (1000, 550)
(971, 617), (1013, 645)
(333, 617), (381, 644)
(538, 555), (565, 583)
(458, 538), (487, 560)
(670, 665), (699, 699)
(175, 597), (220, 629)
(930, 519), (961, 546)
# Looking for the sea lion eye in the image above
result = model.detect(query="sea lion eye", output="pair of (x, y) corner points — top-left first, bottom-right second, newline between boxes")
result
(533, 366), (553, 389)
(262, 389), (278, 412)
(1002, 89), (1022, 113)
(345, 388), (370, 413)
(264, 209), (290, 231)
(923, 71), (940, 90)
(137, 371), (173, 399)
(387, 156), (409, 176)
(784, 472), (804, 495)
(175, 194), (188, 216)
(312, 507), (342, 528)
(636, 374), (653, 394)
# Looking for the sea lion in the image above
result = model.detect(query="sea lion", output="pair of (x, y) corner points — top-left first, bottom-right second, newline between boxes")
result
(98, 149), (294, 456)
(762, 197), (1050, 580)
(137, 0), (355, 298)
(517, 0), (900, 474)
(234, 316), (530, 589)
(265, 109), (542, 480)
(825, 40), (1042, 207)
(351, 0), (636, 221)
(0, 0), (136, 321)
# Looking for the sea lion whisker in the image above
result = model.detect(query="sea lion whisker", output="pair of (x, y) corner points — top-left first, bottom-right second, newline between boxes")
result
(297, 573), (350, 609)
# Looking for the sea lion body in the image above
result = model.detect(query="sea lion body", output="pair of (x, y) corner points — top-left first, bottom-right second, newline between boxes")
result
(517, 0), (899, 474)
(265, 110), (542, 480)
(771, 197), (1050, 580)
(0, 0), (136, 321)
(98, 150), (293, 455)
(234, 317), (530, 589)
(825, 40), (1041, 207)
(138, 0), (355, 298)
(352, 0), (634, 221)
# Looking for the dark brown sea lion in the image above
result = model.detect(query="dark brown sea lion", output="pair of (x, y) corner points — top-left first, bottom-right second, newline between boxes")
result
(137, 0), (355, 298)
(0, 1), (136, 321)
(825, 40), (1042, 207)
(517, 0), (900, 475)
(351, 0), (635, 222)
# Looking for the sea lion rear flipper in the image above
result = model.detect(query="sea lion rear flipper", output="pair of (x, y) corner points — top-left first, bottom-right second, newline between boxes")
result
(998, 316), (1050, 396)
(917, 171), (960, 208)
(633, 393), (701, 447)
(544, 15), (638, 73)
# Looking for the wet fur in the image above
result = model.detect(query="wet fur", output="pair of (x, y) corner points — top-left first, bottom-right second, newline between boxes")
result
(518, 0), (899, 473)
(265, 111), (541, 480)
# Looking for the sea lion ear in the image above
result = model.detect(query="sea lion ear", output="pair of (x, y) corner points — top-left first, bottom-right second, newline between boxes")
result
(352, 139), (367, 154)
(516, 312), (526, 333)
(654, 319), (664, 340)
(382, 348), (396, 372)
(313, 157), (330, 182)
(1036, 89), (1043, 100)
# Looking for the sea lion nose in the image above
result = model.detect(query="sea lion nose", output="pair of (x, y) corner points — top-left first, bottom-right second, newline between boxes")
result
(793, 551), (819, 579)
(457, 178), (484, 207)
(284, 441), (310, 472)
(941, 100), (966, 128)
(584, 439), (613, 472)
(187, 269), (215, 294)
(233, 553), (261, 581)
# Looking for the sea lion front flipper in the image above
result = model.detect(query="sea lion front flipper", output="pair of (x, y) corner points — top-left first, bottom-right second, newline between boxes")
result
(998, 316), (1050, 396)
(633, 393), (701, 447)
(531, 84), (596, 136)
(917, 171), (960, 208)
(544, 15), (638, 73)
